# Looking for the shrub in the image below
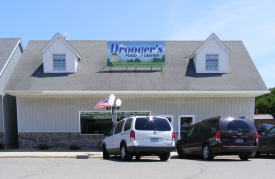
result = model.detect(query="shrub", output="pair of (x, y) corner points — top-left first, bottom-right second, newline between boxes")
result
(69, 145), (81, 150)
(38, 144), (50, 150)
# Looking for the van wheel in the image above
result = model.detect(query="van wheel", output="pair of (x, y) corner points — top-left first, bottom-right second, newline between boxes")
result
(159, 152), (170, 161)
(250, 150), (260, 158)
(177, 145), (184, 159)
(239, 154), (249, 161)
(202, 144), (214, 160)
(136, 155), (140, 161)
(103, 144), (109, 159)
(121, 144), (132, 161)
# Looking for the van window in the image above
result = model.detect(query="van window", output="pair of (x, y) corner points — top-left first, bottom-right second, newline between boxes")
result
(220, 118), (254, 131)
(193, 123), (204, 135)
(124, 118), (133, 131)
(114, 121), (124, 134)
(109, 124), (117, 136)
(186, 125), (194, 137)
(135, 117), (171, 131)
(202, 119), (218, 133)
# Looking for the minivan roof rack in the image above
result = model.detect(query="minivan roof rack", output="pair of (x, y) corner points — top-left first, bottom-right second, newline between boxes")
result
(239, 116), (245, 119)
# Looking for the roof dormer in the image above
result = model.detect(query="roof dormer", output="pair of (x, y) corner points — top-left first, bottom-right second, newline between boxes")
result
(191, 33), (231, 74)
(40, 33), (81, 73)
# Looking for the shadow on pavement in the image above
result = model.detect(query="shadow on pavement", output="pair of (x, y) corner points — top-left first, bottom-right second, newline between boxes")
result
(103, 156), (168, 163)
(170, 155), (251, 162)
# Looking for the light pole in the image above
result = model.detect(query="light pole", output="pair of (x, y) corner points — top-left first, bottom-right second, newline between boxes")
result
(106, 94), (122, 123)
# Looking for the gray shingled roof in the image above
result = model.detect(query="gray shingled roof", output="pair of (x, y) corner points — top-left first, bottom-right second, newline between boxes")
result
(4, 40), (268, 92)
(0, 38), (20, 72)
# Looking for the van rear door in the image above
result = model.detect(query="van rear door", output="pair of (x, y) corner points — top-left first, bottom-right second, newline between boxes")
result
(219, 118), (257, 147)
(134, 117), (173, 147)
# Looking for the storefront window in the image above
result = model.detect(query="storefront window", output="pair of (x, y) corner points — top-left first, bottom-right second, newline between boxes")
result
(80, 111), (151, 134)
(80, 111), (113, 134)
(116, 111), (151, 122)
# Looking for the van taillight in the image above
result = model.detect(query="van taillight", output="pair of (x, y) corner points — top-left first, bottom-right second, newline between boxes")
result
(215, 131), (220, 142)
(130, 130), (135, 141)
(172, 131), (175, 141)
(256, 132), (259, 143)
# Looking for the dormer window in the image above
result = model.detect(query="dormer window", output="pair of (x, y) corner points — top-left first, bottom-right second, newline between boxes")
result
(206, 55), (218, 70)
(41, 33), (81, 73)
(190, 33), (230, 74)
(53, 54), (66, 70)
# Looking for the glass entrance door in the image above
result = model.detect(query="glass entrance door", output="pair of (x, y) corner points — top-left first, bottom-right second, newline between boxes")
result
(178, 115), (195, 139)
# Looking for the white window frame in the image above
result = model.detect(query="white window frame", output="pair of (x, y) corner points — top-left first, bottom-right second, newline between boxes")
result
(53, 54), (66, 70)
(160, 115), (174, 130)
(206, 54), (218, 71)
(178, 115), (195, 139)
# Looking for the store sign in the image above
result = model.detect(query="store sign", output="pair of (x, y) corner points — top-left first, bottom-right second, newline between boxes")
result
(107, 42), (165, 67)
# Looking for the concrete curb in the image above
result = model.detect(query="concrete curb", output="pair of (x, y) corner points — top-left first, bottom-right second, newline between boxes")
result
(0, 151), (179, 159)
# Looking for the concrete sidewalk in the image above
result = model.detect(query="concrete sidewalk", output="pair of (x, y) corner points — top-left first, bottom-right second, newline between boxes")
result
(0, 149), (178, 159)
(0, 149), (103, 159)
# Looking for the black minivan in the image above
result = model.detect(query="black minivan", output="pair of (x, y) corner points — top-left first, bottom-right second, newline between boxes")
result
(176, 116), (258, 160)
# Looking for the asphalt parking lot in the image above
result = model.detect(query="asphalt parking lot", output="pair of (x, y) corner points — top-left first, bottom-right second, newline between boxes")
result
(0, 153), (275, 179)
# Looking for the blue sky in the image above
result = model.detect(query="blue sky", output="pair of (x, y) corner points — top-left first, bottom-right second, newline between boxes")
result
(1, 0), (274, 88)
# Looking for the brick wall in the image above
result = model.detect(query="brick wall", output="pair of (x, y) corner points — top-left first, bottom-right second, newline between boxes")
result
(18, 133), (105, 149)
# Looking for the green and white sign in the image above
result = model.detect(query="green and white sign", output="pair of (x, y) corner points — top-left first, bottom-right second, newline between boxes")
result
(107, 42), (165, 67)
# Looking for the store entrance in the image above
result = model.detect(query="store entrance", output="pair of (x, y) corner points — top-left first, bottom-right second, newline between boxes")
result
(178, 115), (194, 139)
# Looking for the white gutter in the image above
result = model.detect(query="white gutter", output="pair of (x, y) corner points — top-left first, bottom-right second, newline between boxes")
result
(3, 90), (270, 96)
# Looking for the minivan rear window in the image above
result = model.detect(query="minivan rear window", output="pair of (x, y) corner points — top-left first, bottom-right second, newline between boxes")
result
(135, 117), (171, 131)
(220, 118), (254, 131)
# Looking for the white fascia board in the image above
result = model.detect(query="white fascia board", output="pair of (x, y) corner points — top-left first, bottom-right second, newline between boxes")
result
(190, 33), (231, 59)
(4, 90), (270, 98)
(0, 39), (22, 77)
(40, 33), (81, 58)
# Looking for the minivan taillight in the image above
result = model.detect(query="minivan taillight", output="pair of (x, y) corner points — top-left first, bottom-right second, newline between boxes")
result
(215, 131), (220, 142)
(130, 130), (135, 141)
(256, 132), (259, 143)
(172, 131), (175, 141)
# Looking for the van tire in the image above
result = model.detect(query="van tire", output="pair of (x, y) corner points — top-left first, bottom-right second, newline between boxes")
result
(177, 145), (184, 159)
(239, 154), (249, 161)
(103, 144), (109, 159)
(121, 144), (132, 161)
(202, 144), (214, 160)
(159, 152), (170, 161)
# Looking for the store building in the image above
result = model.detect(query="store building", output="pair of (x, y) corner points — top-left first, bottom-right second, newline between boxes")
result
(0, 38), (23, 148)
(4, 33), (269, 149)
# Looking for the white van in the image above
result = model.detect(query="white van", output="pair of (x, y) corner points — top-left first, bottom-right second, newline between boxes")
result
(102, 116), (175, 161)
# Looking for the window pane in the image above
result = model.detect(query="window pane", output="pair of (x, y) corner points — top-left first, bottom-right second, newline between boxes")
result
(114, 121), (124, 134)
(80, 111), (113, 134)
(206, 55), (218, 70)
(135, 117), (171, 131)
(53, 55), (66, 70)
(220, 118), (254, 131)
(124, 118), (133, 131)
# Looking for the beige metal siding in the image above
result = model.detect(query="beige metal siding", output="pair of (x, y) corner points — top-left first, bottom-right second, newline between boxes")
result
(17, 97), (255, 132)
